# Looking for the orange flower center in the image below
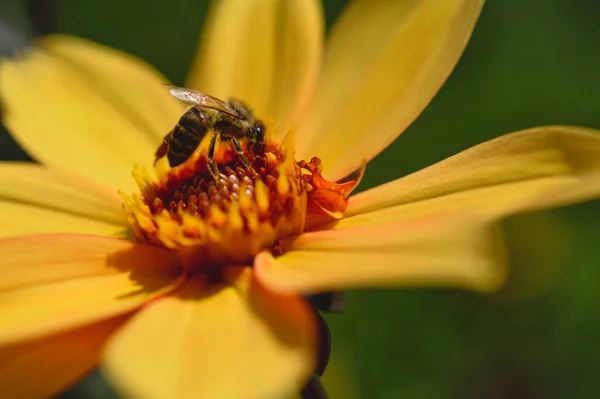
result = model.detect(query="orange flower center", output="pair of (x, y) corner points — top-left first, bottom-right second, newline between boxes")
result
(121, 134), (363, 273)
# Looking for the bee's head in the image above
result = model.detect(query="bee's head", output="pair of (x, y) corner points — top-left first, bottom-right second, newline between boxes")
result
(248, 121), (265, 153)
(252, 121), (265, 143)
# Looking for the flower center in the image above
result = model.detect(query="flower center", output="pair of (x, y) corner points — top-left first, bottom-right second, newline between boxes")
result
(121, 132), (363, 273)
(151, 146), (300, 233)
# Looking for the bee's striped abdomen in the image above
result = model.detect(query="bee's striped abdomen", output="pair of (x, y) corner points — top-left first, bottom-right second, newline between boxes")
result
(167, 107), (211, 167)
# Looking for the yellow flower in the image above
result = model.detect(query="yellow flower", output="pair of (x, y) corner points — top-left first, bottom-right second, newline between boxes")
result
(1, 0), (600, 398)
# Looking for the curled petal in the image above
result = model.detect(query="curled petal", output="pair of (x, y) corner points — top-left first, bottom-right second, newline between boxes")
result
(103, 267), (317, 399)
(0, 234), (182, 345)
(301, 158), (365, 229)
(297, 0), (484, 181)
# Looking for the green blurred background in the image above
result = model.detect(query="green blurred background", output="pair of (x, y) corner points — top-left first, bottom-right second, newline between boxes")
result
(2, 0), (600, 398)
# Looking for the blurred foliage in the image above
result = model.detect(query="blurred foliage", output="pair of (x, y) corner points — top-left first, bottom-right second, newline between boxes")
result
(2, 0), (600, 398)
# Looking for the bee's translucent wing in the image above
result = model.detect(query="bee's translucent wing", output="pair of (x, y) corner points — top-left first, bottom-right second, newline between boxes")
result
(163, 84), (240, 118)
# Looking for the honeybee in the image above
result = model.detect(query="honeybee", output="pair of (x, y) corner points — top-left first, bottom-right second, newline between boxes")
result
(155, 84), (266, 179)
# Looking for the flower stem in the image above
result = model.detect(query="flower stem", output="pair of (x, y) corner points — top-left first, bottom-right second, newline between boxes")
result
(301, 375), (329, 399)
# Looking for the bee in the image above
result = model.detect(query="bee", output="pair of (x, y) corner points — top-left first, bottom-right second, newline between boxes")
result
(155, 84), (266, 179)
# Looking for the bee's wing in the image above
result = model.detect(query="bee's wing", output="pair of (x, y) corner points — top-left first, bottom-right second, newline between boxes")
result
(163, 84), (240, 118)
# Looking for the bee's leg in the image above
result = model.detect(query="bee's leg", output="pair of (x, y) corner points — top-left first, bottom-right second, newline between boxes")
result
(207, 132), (220, 180)
(153, 140), (169, 165)
(231, 138), (257, 177)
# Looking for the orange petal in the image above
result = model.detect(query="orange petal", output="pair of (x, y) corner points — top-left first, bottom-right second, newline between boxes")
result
(296, 0), (484, 181)
(345, 126), (600, 221)
(255, 218), (506, 294)
(0, 162), (126, 238)
(300, 158), (366, 228)
(0, 315), (129, 399)
(0, 234), (182, 345)
(186, 0), (324, 139)
(0, 35), (185, 192)
(103, 267), (317, 399)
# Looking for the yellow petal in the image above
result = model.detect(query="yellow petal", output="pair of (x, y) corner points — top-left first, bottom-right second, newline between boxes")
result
(255, 219), (506, 294)
(0, 315), (128, 399)
(296, 0), (484, 181)
(345, 126), (600, 221)
(0, 234), (182, 345)
(186, 0), (324, 138)
(0, 35), (185, 192)
(267, 126), (600, 294)
(103, 267), (317, 399)
(0, 162), (126, 238)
